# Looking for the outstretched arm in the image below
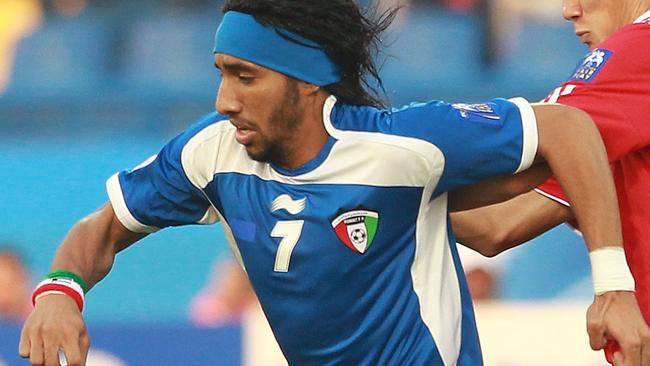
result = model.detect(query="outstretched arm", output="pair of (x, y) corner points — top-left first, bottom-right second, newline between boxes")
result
(19, 203), (145, 366)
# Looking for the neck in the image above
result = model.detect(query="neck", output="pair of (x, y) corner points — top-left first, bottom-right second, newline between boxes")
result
(277, 91), (331, 170)
(627, 0), (650, 23)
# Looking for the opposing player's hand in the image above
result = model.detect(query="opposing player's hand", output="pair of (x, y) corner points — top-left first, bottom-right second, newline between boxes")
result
(586, 291), (650, 366)
(19, 294), (90, 366)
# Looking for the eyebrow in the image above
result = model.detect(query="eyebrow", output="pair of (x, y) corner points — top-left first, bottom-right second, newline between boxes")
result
(214, 60), (257, 73)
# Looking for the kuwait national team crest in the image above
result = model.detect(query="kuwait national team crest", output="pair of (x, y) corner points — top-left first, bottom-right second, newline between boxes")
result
(331, 208), (379, 254)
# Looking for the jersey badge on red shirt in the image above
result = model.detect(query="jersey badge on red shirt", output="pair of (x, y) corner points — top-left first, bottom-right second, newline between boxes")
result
(570, 48), (613, 83)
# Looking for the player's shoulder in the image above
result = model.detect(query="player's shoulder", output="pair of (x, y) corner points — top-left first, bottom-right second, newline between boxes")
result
(330, 98), (514, 136)
(328, 100), (390, 134)
(328, 97), (524, 158)
(566, 23), (650, 84)
(329, 99), (457, 144)
(386, 98), (522, 137)
(163, 111), (232, 157)
(600, 20), (650, 53)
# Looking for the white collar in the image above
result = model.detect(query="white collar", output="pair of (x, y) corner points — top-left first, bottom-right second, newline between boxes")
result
(633, 9), (650, 23)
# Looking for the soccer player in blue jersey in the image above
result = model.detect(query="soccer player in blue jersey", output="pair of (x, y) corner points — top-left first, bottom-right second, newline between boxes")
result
(17, 1), (642, 365)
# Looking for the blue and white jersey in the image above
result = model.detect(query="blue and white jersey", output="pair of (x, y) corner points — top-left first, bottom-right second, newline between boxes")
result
(107, 95), (537, 365)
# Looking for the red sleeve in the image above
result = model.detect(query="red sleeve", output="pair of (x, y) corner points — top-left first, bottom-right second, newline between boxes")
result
(535, 177), (580, 229)
(538, 23), (650, 204)
(536, 177), (568, 204)
(548, 23), (650, 162)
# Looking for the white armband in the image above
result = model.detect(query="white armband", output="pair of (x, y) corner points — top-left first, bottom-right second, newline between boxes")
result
(589, 247), (635, 295)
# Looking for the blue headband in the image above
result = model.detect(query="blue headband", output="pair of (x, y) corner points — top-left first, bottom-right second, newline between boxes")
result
(213, 11), (342, 86)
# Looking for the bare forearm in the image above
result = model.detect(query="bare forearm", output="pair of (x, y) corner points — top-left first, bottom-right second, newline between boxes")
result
(534, 104), (622, 251)
(452, 191), (570, 256)
(50, 203), (145, 290)
(448, 164), (552, 212)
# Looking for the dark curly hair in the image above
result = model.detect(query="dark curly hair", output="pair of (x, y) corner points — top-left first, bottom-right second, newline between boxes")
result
(222, 0), (399, 108)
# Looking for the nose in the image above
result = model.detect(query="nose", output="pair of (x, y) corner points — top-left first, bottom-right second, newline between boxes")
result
(215, 78), (242, 116)
(562, 0), (582, 21)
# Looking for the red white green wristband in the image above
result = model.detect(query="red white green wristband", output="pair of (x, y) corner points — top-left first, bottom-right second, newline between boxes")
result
(31, 272), (87, 312)
(589, 247), (635, 295)
(46, 270), (88, 293)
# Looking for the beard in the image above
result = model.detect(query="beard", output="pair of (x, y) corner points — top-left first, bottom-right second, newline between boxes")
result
(246, 79), (302, 167)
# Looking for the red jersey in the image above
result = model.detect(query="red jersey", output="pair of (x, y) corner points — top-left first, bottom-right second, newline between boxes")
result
(536, 12), (650, 320)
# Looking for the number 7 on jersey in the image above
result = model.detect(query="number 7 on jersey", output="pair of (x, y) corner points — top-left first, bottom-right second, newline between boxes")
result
(271, 220), (305, 272)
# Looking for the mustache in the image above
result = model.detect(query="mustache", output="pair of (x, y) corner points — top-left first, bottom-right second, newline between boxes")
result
(229, 117), (256, 130)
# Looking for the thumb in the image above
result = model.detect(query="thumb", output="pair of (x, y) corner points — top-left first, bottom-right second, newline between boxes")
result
(587, 311), (607, 350)
(589, 332), (608, 351)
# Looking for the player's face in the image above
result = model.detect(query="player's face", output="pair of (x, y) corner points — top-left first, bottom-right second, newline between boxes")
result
(562, 0), (629, 48)
(214, 54), (305, 166)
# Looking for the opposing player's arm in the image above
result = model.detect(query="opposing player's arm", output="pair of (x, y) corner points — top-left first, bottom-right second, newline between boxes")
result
(451, 190), (570, 256)
(448, 163), (551, 212)
(530, 103), (621, 251)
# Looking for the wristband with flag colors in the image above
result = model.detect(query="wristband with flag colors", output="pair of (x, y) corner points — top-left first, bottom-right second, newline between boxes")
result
(46, 270), (88, 293)
(31, 277), (86, 312)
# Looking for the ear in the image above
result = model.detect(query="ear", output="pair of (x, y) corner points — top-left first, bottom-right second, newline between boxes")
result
(298, 80), (321, 96)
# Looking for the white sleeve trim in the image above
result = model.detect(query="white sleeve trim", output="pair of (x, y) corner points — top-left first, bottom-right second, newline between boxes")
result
(533, 188), (571, 207)
(106, 173), (160, 234)
(634, 10), (650, 23)
(508, 97), (539, 173)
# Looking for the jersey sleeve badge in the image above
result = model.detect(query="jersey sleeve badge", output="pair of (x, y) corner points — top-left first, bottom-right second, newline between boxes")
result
(569, 48), (613, 83)
(451, 103), (502, 125)
(331, 208), (379, 254)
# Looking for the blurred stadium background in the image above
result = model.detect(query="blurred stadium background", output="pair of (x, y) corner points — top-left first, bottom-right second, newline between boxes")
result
(0, 0), (607, 365)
